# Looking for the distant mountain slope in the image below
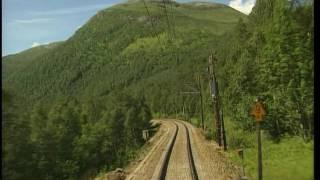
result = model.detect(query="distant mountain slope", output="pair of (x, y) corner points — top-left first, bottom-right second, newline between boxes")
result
(2, 42), (62, 79)
(2, 1), (246, 109)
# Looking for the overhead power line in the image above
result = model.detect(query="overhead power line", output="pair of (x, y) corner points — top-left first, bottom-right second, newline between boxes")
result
(142, 0), (162, 43)
(161, 0), (175, 41)
(168, 0), (177, 39)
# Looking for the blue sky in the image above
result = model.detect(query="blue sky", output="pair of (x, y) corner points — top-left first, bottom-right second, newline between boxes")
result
(2, 0), (255, 56)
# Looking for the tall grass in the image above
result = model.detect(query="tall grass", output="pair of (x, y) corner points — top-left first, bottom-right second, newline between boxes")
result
(189, 116), (313, 180)
(224, 117), (313, 180)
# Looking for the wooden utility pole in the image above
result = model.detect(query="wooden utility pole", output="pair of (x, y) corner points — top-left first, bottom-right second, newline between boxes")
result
(182, 97), (186, 120)
(208, 54), (222, 146)
(181, 78), (204, 129)
(221, 109), (227, 151)
(196, 74), (205, 130)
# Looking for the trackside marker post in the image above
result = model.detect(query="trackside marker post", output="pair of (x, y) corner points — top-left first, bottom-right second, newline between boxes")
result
(250, 99), (266, 180)
(237, 148), (248, 180)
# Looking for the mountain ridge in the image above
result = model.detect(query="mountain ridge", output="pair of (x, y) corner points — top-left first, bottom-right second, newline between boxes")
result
(2, 0), (246, 109)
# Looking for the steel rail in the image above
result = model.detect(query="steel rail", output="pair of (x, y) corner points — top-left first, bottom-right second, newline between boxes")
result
(183, 123), (199, 180)
(152, 122), (179, 180)
(152, 120), (199, 180)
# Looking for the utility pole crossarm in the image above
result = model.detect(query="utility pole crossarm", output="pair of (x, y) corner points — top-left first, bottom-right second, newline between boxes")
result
(180, 91), (200, 95)
(184, 83), (200, 92)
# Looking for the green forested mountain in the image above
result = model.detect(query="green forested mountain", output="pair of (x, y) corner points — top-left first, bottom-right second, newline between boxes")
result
(2, 1), (246, 179)
(2, 0), (313, 179)
(2, 1), (245, 107)
(2, 42), (62, 82)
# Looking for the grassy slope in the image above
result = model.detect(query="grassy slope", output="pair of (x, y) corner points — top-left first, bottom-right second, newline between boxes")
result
(227, 135), (313, 180)
(2, 1), (245, 107)
(189, 116), (313, 180)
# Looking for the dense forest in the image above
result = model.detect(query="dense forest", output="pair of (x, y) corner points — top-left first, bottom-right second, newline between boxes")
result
(2, 0), (313, 179)
(215, 0), (313, 140)
(3, 89), (152, 179)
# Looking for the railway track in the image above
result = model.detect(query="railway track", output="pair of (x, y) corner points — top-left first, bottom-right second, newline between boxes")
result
(127, 119), (240, 180)
(152, 120), (199, 180)
(151, 122), (179, 180)
(126, 120), (176, 180)
(183, 122), (199, 180)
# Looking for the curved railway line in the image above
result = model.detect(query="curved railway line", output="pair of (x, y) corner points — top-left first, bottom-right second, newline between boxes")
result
(126, 120), (176, 180)
(126, 119), (240, 180)
(152, 120), (199, 180)
(152, 122), (179, 180)
(183, 122), (199, 180)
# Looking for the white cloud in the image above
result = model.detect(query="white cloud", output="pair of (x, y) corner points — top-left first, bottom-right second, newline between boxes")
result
(11, 18), (53, 24)
(31, 42), (49, 48)
(229, 0), (256, 15)
(31, 42), (41, 47)
(29, 4), (113, 16)
(31, 42), (41, 48)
